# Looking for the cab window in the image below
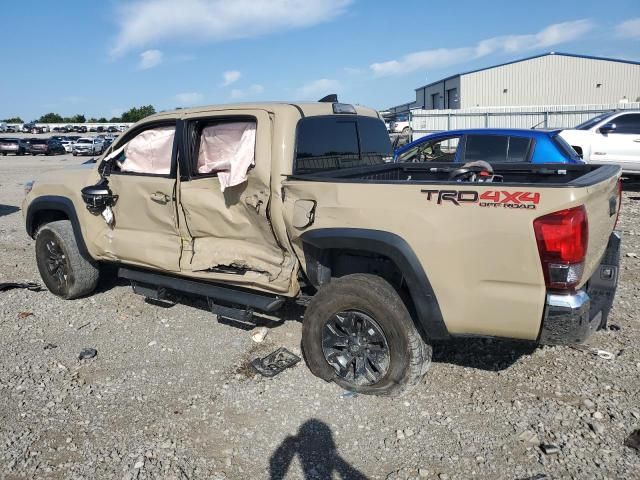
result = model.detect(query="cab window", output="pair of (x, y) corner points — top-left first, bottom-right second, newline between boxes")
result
(294, 116), (391, 173)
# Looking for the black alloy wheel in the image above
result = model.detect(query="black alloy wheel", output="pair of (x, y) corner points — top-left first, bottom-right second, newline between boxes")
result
(322, 310), (390, 386)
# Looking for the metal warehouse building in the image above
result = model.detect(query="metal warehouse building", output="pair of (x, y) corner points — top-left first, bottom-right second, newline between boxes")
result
(389, 52), (640, 113)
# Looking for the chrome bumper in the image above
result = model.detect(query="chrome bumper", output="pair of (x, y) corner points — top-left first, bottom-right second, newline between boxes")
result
(539, 231), (621, 345)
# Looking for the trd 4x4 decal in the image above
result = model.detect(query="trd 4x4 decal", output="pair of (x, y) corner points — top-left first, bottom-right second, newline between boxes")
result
(421, 189), (540, 209)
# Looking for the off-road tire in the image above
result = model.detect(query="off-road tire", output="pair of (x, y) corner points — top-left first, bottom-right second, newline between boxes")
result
(302, 273), (432, 396)
(35, 220), (99, 299)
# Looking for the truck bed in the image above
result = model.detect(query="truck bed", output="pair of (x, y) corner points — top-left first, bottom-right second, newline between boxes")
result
(283, 161), (621, 342)
(290, 162), (619, 187)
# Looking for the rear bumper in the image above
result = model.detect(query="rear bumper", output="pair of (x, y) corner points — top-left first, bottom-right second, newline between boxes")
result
(539, 231), (621, 345)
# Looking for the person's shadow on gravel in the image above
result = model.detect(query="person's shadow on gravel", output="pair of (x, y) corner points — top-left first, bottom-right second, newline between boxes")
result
(0, 204), (20, 218)
(269, 419), (368, 480)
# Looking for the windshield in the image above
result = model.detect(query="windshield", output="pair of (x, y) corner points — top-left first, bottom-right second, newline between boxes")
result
(77, 139), (91, 144)
(575, 112), (614, 130)
(294, 116), (392, 174)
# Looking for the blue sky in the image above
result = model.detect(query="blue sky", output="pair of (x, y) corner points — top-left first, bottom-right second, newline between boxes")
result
(1, 0), (639, 121)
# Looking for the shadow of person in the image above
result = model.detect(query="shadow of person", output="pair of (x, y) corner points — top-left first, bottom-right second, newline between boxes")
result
(269, 419), (368, 480)
(0, 204), (20, 218)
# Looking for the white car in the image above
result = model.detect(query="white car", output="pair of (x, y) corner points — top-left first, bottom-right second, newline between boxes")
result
(389, 117), (411, 134)
(61, 140), (75, 153)
(72, 137), (104, 156)
(559, 110), (640, 173)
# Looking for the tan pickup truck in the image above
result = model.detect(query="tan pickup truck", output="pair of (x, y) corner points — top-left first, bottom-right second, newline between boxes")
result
(23, 100), (622, 395)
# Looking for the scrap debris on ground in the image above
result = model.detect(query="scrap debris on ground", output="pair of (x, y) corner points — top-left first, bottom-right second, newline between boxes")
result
(0, 155), (638, 479)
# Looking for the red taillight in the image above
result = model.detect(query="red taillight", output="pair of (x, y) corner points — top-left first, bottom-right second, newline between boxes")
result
(533, 206), (588, 291)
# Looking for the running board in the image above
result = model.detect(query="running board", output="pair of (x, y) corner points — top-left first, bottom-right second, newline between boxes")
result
(118, 267), (285, 313)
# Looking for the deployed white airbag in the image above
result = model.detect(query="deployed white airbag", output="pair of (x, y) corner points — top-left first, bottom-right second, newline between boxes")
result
(118, 126), (175, 174)
(196, 122), (256, 191)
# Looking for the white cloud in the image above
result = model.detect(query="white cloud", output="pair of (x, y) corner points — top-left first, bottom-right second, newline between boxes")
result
(139, 49), (163, 69)
(230, 84), (264, 99)
(222, 70), (242, 86)
(616, 18), (640, 39)
(370, 19), (594, 76)
(174, 92), (204, 105)
(295, 78), (341, 100)
(111, 0), (352, 56)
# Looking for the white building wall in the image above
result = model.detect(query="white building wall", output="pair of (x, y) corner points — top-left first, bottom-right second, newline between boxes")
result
(460, 54), (640, 108)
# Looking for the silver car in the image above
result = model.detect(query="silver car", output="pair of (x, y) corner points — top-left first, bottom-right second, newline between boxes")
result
(72, 137), (104, 156)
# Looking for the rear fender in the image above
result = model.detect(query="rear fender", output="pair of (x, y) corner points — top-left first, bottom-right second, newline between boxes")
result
(301, 228), (449, 341)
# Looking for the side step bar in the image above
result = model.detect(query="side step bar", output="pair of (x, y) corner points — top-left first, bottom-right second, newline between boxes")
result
(118, 267), (285, 313)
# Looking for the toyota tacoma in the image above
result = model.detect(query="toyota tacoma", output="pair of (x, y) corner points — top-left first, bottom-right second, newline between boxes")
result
(23, 100), (622, 395)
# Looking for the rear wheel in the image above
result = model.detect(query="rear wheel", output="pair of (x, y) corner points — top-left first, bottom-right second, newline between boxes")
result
(302, 273), (431, 396)
(35, 220), (99, 299)
(402, 126), (411, 135)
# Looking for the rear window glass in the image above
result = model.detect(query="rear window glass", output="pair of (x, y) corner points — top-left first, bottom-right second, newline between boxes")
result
(506, 137), (532, 162)
(30, 139), (47, 144)
(294, 116), (391, 173)
(1, 139), (18, 144)
(552, 134), (580, 159)
(464, 135), (533, 163)
(464, 135), (508, 163)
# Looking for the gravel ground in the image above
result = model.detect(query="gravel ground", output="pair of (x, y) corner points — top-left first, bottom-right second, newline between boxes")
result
(0, 153), (639, 480)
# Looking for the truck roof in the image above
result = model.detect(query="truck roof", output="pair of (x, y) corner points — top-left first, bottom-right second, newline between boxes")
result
(144, 102), (381, 121)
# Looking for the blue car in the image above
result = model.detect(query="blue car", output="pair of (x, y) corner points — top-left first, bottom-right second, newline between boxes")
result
(394, 128), (584, 165)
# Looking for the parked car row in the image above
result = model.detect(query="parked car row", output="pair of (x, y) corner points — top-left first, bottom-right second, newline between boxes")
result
(0, 137), (65, 155)
(392, 109), (640, 173)
(0, 123), (129, 134)
(51, 125), (124, 134)
(0, 133), (119, 156)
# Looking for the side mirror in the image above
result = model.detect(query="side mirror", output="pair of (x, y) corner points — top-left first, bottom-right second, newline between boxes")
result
(81, 179), (118, 214)
(599, 122), (616, 134)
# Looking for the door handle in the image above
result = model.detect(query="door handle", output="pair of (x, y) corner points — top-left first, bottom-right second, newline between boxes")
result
(150, 192), (170, 204)
(634, 139), (640, 143)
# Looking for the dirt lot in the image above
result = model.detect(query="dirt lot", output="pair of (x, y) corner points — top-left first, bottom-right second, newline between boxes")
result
(0, 152), (639, 479)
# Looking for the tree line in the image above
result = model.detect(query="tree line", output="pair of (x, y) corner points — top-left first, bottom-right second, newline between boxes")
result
(2, 105), (156, 124)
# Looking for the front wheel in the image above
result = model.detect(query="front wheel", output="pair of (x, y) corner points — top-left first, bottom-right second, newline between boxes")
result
(35, 220), (99, 299)
(302, 273), (432, 396)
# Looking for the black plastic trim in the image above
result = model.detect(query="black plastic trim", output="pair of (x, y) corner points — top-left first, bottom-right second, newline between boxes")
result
(301, 228), (449, 341)
(25, 195), (91, 260)
(118, 267), (285, 312)
(287, 162), (621, 189)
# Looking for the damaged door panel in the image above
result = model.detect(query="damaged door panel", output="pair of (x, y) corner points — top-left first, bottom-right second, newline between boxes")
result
(177, 109), (296, 294)
(91, 122), (182, 272)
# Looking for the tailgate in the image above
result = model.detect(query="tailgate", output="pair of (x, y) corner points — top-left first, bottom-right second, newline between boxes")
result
(579, 172), (621, 287)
